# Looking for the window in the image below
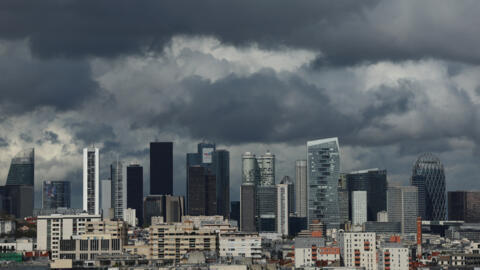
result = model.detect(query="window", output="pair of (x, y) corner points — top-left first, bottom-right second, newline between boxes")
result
(80, 240), (89, 251)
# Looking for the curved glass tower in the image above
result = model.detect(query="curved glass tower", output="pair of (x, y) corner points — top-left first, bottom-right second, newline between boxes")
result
(6, 148), (34, 186)
(411, 153), (446, 221)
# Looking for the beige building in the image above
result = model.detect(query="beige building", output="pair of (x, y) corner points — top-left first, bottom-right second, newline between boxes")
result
(219, 232), (261, 259)
(338, 232), (377, 270)
(57, 234), (122, 261)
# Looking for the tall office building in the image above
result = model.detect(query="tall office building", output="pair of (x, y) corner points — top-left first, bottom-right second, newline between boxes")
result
(307, 138), (340, 228)
(277, 184), (289, 236)
(256, 186), (277, 232)
(83, 147), (100, 215)
(127, 164), (143, 226)
(186, 143), (230, 218)
(143, 195), (184, 226)
(387, 186), (418, 234)
(101, 179), (112, 217)
(111, 160), (124, 219)
(187, 166), (217, 216)
(411, 153), (446, 221)
(338, 174), (350, 224)
(280, 176), (295, 215)
(352, 191), (367, 225)
(0, 185), (34, 218)
(150, 142), (173, 195)
(42, 181), (70, 209)
(257, 151), (275, 186)
(230, 201), (240, 224)
(448, 191), (480, 223)
(242, 152), (259, 185)
(240, 184), (256, 232)
(346, 169), (387, 221)
(295, 160), (307, 217)
(6, 148), (34, 186)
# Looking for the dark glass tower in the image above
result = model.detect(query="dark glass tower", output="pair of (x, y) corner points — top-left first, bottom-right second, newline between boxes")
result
(150, 142), (173, 195)
(411, 153), (446, 221)
(230, 201), (240, 223)
(6, 148), (34, 186)
(448, 191), (480, 223)
(187, 166), (217, 216)
(42, 181), (71, 209)
(346, 169), (387, 221)
(127, 164), (143, 226)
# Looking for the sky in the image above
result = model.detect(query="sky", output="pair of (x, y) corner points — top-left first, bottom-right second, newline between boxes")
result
(1, 0), (480, 208)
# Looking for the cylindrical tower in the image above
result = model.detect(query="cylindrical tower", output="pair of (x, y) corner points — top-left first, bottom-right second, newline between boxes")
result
(242, 152), (258, 185)
(257, 151), (275, 186)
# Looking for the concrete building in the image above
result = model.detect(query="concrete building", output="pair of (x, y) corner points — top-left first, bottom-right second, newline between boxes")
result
(295, 160), (308, 217)
(123, 208), (137, 227)
(307, 138), (340, 228)
(387, 185), (418, 234)
(83, 147), (100, 215)
(37, 213), (102, 259)
(378, 243), (409, 270)
(110, 159), (124, 220)
(377, 211), (388, 222)
(58, 234), (122, 261)
(219, 232), (262, 259)
(101, 179), (111, 217)
(338, 232), (377, 270)
(352, 191), (367, 225)
(448, 191), (480, 222)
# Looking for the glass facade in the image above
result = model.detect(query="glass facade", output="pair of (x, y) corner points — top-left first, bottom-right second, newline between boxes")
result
(411, 153), (446, 221)
(111, 160), (123, 220)
(150, 142), (173, 195)
(42, 181), (71, 209)
(295, 160), (307, 217)
(83, 148), (99, 215)
(387, 186), (418, 234)
(448, 191), (480, 223)
(6, 148), (34, 186)
(127, 164), (143, 226)
(307, 138), (340, 228)
(256, 185), (277, 232)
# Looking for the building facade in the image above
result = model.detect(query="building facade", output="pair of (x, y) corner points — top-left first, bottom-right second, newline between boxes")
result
(83, 147), (100, 215)
(338, 232), (377, 270)
(126, 164), (143, 226)
(143, 195), (184, 226)
(295, 160), (308, 217)
(387, 186), (418, 234)
(42, 181), (71, 209)
(0, 185), (34, 218)
(240, 184), (256, 232)
(277, 184), (289, 236)
(257, 151), (275, 186)
(219, 232), (262, 259)
(307, 138), (340, 228)
(101, 179), (111, 217)
(6, 148), (34, 186)
(352, 191), (367, 225)
(187, 166), (217, 216)
(378, 243), (409, 270)
(448, 191), (480, 223)
(110, 160), (124, 220)
(256, 185), (276, 232)
(150, 142), (173, 195)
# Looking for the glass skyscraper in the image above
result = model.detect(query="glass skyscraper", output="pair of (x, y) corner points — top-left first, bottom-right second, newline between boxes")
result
(411, 153), (446, 221)
(150, 142), (173, 195)
(111, 160), (124, 220)
(83, 147), (99, 215)
(307, 138), (340, 228)
(6, 148), (34, 186)
(387, 185), (418, 234)
(42, 181), (71, 209)
(127, 164), (143, 226)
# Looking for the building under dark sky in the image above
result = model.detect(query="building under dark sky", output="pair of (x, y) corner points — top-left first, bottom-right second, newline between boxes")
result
(187, 166), (217, 216)
(448, 191), (480, 223)
(127, 164), (143, 226)
(150, 142), (173, 195)
(42, 180), (70, 209)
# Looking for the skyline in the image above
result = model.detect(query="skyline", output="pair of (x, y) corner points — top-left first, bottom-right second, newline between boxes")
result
(1, 0), (480, 209)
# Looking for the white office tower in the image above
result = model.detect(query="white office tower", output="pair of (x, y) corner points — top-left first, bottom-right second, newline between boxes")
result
(276, 183), (289, 236)
(242, 152), (259, 185)
(83, 147), (100, 215)
(111, 159), (124, 220)
(378, 243), (409, 270)
(387, 186), (418, 234)
(257, 151), (275, 186)
(377, 210), (389, 222)
(101, 179), (112, 217)
(352, 191), (367, 225)
(123, 208), (137, 227)
(295, 160), (307, 217)
(339, 232), (377, 270)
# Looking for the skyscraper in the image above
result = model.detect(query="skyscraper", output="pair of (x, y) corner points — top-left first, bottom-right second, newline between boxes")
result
(0, 185), (34, 218)
(257, 151), (275, 186)
(127, 164), (143, 226)
(280, 176), (295, 215)
(187, 166), (217, 216)
(111, 160), (124, 219)
(448, 191), (480, 223)
(338, 174), (350, 224)
(101, 179), (111, 217)
(277, 183), (289, 236)
(6, 148), (34, 186)
(387, 185), (418, 234)
(143, 195), (184, 226)
(295, 160), (307, 217)
(346, 169), (387, 221)
(240, 184), (256, 232)
(83, 147), (99, 215)
(42, 181), (71, 209)
(242, 152), (259, 185)
(352, 191), (367, 225)
(307, 138), (340, 228)
(150, 142), (173, 195)
(411, 153), (446, 221)
(230, 201), (240, 224)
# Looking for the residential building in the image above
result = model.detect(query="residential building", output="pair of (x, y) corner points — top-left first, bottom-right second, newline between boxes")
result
(126, 164), (143, 226)
(295, 160), (307, 217)
(83, 147), (100, 215)
(277, 183), (289, 236)
(352, 191), (367, 225)
(42, 181), (71, 209)
(387, 185), (418, 234)
(307, 138), (340, 228)
(448, 191), (480, 222)
(295, 237), (340, 268)
(378, 243), (409, 270)
(338, 232), (377, 270)
(219, 232), (262, 259)
(150, 142), (173, 195)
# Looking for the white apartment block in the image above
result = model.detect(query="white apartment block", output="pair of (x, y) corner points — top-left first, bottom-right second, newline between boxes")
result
(378, 243), (409, 270)
(219, 232), (262, 259)
(37, 214), (102, 260)
(123, 208), (137, 227)
(338, 232), (377, 270)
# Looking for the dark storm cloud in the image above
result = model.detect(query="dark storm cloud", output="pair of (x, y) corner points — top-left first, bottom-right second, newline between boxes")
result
(68, 121), (115, 146)
(37, 130), (60, 145)
(0, 137), (8, 148)
(2, 0), (479, 65)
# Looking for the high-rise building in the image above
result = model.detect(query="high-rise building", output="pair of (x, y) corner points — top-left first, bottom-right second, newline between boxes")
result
(42, 181), (70, 209)
(387, 185), (418, 234)
(346, 169), (387, 221)
(230, 201), (240, 224)
(411, 153), (446, 221)
(186, 143), (230, 218)
(101, 179), (111, 217)
(257, 151), (275, 186)
(307, 138), (340, 228)
(6, 148), (34, 186)
(240, 184), (256, 232)
(143, 195), (184, 226)
(338, 174), (350, 224)
(242, 152), (259, 185)
(83, 147), (99, 215)
(352, 191), (367, 225)
(187, 166), (217, 216)
(127, 164), (143, 226)
(111, 159), (124, 220)
(150, 142), (173, 195)
(295, 160), (307, 217)
(448, 191), (480, 223)
(256, 186), (277, 232)
(280, 176), (295, 215)
(277, 184), (289, 236)
(0, 185), (34, 218)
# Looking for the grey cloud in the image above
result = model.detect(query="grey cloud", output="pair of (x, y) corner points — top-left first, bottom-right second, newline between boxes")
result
(36, 130), (60, 145)
(19, 133), (33, 143)
(0, 138), (8, 148)
(68, 121), (115, 146)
